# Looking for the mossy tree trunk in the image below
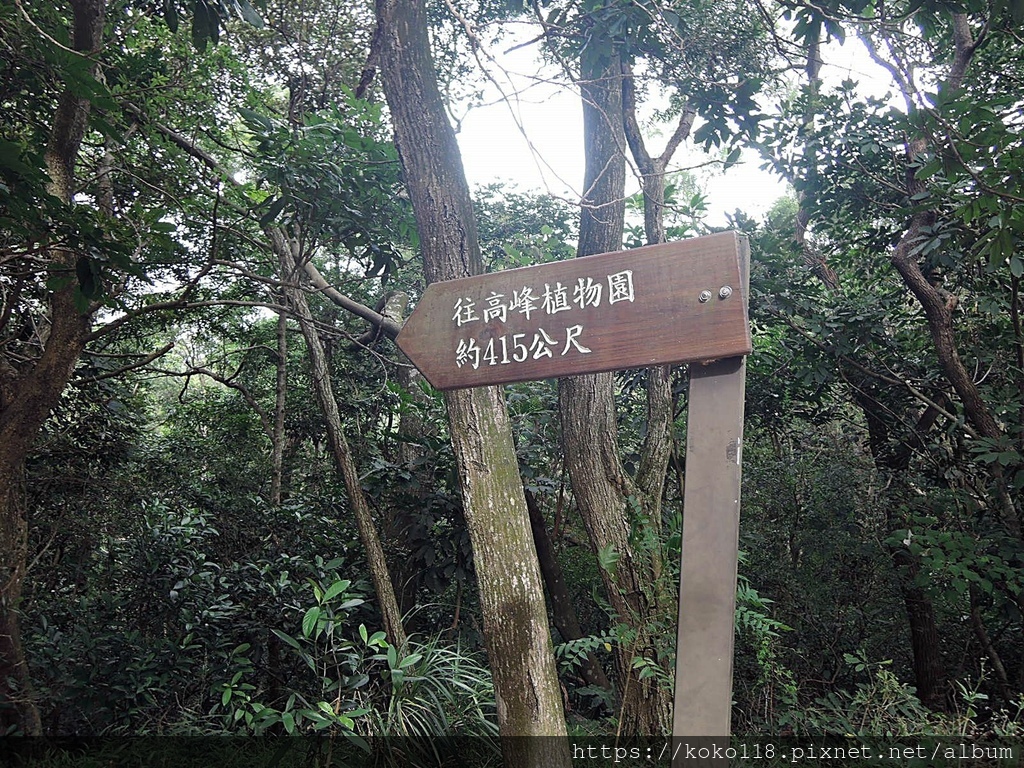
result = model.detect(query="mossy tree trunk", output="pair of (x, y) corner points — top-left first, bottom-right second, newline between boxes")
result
(374, 0), (569, 759)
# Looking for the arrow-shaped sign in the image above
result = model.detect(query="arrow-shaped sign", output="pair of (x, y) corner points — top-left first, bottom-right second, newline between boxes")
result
(396, 231), (751, 390)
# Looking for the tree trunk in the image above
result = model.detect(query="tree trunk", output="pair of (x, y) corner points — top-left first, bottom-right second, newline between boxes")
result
(855, 391), (950, 710)
(270, 308), (288, 507)
(620, 59), (693, 593)
(890, 16), (1020, 538)
(890, 547), (948, 710)
(0, 466), (39, 736)
(558, 48), (671, 735)
(389, 292), (437, 620)
(374, 0), (569, 756)
(525, 488), (612, 694)
(0, 0), (106, 735)
(968, 584), (1012, 701)
(276, 234), (407, 650)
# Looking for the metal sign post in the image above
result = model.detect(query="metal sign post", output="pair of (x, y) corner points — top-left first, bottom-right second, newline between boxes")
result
(672, 238), (749, 765)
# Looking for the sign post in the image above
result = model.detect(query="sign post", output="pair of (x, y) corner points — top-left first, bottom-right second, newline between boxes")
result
(671, 237), (749, 764)
(398, 232), (751, 760)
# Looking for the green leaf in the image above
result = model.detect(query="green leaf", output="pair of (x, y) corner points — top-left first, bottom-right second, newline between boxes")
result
(46, 275), (74, 293)
(191, 0), (218, 52)
(1010, 255), (1023, 278)
(597, 543), (620, 576)
(917, 159), (942, 179)
(0, 139), (34, 177)
(259, 196), (287, 225)
(321, 579), (351, 604)
(345, 733), (370, 753)
(236, 0), (265, 27)
(302, 606), (320, 638)
(398, 652), (422, 669)
(239, 107), (274, 134)
(270, 629), (302, 650)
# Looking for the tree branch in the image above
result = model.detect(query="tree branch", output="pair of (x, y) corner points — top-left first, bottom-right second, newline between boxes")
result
(78, 342), (175, 382)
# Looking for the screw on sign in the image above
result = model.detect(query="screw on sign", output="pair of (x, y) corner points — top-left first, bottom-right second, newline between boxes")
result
(396, 231), (752, 390)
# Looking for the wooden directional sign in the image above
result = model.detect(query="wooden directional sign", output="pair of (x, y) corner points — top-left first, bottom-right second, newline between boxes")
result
(397, 231), (751, 390)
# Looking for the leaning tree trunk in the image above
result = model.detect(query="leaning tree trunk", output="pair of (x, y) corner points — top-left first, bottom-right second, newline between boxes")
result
(374, 0), (568, 760)
(558, 48), (671, 735)
(525, 489), (612, 693)
(275, 234), (407, 650)
(892, 15), (1020, 537)
(0, 0), (106, 735)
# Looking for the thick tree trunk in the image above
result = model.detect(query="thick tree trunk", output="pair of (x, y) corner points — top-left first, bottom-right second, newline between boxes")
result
(0, 279), (90, 736)
(890, 547), (948, 710)
(558, 49), (671, 735)
(0, 0), (105, 735)
(374, 0), (569, 757)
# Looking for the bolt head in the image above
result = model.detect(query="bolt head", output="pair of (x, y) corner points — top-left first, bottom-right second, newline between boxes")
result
(718, 285), (733, 299)
(698, 290), (712, 303)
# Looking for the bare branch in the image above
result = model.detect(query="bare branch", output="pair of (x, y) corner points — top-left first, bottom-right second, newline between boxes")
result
(78, 342), (175, 382)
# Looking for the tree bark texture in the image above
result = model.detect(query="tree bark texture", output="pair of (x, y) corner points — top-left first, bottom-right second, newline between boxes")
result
(559, 49), (671, 735)
(375, 0), (569, 755)
(388, 292), (438, 620)
(0, 0), (105, 735)
(890, 547), (949, 710)
(620, 61), (694, 248)
(620, 59), (691, 580)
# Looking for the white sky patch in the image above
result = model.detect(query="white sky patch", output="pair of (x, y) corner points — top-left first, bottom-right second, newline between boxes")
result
(455, 28), (898, 228)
